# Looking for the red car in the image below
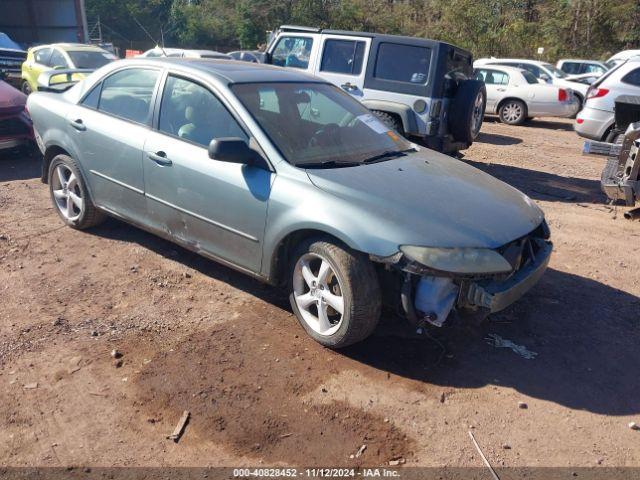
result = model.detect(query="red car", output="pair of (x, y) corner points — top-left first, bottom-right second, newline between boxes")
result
(0, 79), (34, 153)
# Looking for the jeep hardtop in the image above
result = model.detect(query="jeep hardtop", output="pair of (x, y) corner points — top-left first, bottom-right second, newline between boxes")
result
(261, 26), (486, 154)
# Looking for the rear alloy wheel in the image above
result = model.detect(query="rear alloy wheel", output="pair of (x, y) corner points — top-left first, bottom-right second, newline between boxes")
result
(499, 100), (527, 125)
(49, 155), (105, 229)
(289, 238), (381, 348)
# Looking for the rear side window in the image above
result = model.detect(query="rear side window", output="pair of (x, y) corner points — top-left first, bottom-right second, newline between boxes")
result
(81, 83), (102, 109)
(374, 43), (430, 84)
(98, 68), (159, 124)
(622, 68), (640, 87)
(271, 36), (313, 69)
(560, 62), (580, 74)
(320, 39), (366, 75)
(34, 48), (52, 65)
(49, 49), (68, 68)
(475, 69), (509, 85)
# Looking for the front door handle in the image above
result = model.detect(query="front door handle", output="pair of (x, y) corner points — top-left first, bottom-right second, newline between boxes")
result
(148, 151), (172, 166)
(341, 82), (358, 92)
(69, 119), (86, 131)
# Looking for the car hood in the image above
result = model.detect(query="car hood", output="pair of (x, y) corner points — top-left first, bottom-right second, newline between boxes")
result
(305, 149), (545, 249)
(0, 80), (26, 114)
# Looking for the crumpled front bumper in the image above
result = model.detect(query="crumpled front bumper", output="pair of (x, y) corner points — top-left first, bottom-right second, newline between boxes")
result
(462, 239), (552, 313)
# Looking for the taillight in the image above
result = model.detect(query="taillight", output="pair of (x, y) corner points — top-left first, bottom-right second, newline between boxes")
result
(558, 89), (568, 102)
(587, 88), (609, 100)
(576, 118), (584, 124)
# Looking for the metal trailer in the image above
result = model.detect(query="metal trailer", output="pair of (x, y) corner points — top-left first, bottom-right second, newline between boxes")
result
(0, 0), (88, 46)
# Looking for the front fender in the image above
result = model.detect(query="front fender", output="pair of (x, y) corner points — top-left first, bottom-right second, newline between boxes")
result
(261, 172), (402, 280)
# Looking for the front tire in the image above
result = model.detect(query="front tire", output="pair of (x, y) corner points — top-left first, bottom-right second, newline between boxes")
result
(499, 100), (527, 125)
(48, 154), (105, 229)
(288, 237), (381, 348)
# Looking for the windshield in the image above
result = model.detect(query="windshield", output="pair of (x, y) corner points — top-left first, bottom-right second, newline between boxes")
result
(542, 63), (567, 78)
(67, 50), (116, 69)
(232, 82), (413, 167)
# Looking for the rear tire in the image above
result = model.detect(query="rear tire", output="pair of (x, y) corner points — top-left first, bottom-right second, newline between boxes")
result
(21, 81), (32, 95)
(372, 111), (404, 136)
(48, 154), (105, 230)
(288, 237), (381, 348)
(499, 100), (527, 125)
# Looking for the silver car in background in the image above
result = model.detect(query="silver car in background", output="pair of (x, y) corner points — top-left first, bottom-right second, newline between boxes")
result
(575, 58), (640, 141)
(27, 59), (552, 348)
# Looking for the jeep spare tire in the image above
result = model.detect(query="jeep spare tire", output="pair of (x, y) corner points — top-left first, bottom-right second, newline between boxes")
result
(449, 80), (486, 144)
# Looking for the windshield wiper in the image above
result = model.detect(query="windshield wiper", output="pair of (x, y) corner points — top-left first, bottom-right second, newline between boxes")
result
(361, 148), (417, 164)
(299, 160), (360, 169)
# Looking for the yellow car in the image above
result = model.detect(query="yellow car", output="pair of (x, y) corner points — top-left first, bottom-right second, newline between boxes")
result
(21, 43), (116, 94)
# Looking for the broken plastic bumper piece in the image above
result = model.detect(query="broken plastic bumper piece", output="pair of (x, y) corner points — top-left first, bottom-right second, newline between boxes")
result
(463, 239), (552, 313)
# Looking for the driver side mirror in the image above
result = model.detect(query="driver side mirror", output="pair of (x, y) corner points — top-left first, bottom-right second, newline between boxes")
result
(208, 137), (264, 167)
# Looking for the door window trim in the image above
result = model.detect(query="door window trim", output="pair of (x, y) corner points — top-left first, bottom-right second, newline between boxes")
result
(151, 71), (274, 171)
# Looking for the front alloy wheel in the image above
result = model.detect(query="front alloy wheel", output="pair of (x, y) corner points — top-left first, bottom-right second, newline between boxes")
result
(293, 253), (345, 336)
(289, 238), (381, 348)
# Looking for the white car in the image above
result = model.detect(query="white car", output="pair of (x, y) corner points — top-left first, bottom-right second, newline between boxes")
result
(575, 58), (640, 141)
(556, 59), (608, 77)
(137, 48), (231, 60)
(474, 65), (579, 125)
(605, 50), (640, 69)
(475, 58), (589, 109)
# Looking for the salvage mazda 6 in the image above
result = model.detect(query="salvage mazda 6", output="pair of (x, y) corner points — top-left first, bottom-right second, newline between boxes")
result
(27, 58), (552, 347)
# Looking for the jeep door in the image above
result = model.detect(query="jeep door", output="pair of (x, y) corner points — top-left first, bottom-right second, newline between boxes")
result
(314, 35), (370, 99)
(142, 73), (272, 273)
(66, 67), (161, 223)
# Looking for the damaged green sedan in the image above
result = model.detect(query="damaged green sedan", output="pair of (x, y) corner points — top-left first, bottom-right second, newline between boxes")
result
(27, 59), (552, 348)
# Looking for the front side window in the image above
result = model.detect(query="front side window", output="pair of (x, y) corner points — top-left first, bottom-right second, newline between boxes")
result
(49, 49), (68, 68)
(541, 63), (567, 78)
(320, 39), (366, 75)
(159, 75), (247, 148)
(232, 82), (412, 167)
(374, 43), (430, 84)
(272, 36), (313, 69)
(622, 68), (640, 87)
(98, 68), (159, 124)
(67, 50), (116, 69)
(34, 48), (52, 65)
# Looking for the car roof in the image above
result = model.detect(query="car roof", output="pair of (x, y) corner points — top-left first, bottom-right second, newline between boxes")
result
(558, 59), (604, 64)
(278, 25), (459, 49)
(35, 43), (108, 52)
(126, 58), (326, 84)
(482, 58), (548, 66)
(474, 65), (526, 75)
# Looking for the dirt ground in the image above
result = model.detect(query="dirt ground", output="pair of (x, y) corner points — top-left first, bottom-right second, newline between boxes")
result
(0, 117), (639, 469)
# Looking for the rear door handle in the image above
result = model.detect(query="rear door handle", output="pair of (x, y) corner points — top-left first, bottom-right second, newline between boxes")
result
(148, 151), (172, 166)
(69, 119), (86, 131)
